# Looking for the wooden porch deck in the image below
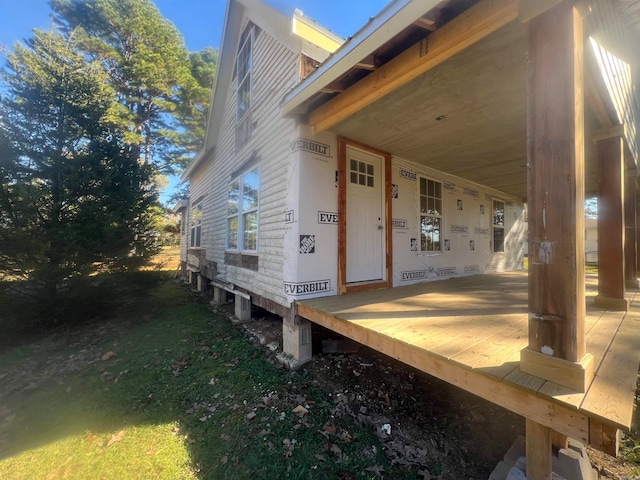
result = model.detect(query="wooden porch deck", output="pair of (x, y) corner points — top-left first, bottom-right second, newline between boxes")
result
(297, 272), (640, 448)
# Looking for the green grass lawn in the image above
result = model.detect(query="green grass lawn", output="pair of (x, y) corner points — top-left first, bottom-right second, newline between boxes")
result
(0, 272), (412, 479)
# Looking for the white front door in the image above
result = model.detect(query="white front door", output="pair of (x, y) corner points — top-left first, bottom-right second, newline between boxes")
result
(346, 146), (385, 283)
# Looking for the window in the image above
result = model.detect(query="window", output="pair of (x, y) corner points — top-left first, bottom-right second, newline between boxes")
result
(236, 28), (253, 123)
(349, 159), (374, 187)
(190, 202), (202, 248)
(419, 177), (442, 252)
(493, 200), (505, 253)
(227, 168), (259, 251)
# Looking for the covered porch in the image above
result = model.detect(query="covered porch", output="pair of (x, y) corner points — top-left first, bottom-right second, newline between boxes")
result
(282, 0), (640, 477)
(297, 271), (639, 459)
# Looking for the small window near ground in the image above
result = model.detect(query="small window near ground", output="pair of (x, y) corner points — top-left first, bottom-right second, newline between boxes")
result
(419, 177), (442, 252)
(493, 200), (505, 253)
(190, 203), (202, 248)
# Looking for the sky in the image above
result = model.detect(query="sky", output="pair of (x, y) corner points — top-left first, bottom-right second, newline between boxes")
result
(0, 0), (389, 203)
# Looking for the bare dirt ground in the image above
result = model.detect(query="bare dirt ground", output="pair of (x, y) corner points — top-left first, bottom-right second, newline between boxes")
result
(236, 305), (640, 480)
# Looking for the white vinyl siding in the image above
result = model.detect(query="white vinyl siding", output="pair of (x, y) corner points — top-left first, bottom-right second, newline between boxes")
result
(186, 22), (301, 307)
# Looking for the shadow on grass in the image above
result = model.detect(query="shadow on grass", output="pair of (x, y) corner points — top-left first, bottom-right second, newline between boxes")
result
(0, 273), (405, 479)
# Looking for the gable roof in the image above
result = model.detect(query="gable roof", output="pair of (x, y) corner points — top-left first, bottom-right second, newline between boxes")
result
(182, 0), (342, 181)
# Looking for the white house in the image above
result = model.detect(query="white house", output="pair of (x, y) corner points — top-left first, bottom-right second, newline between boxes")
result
(179, 1), (640, 476)
(179, 0), (525, 334)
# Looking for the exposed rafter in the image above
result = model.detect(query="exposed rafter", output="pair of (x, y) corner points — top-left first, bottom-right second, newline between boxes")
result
(307, 0), (519, 134)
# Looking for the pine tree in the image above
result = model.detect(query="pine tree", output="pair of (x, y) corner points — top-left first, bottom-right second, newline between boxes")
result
(50, 0), (217, 173)
(0, 29), (158, 322)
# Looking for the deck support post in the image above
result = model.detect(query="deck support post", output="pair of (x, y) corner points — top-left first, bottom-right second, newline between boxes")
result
(589, 418), (620, 457)
(212, 286), (226, 305)
(624, 164), (638, 289)
(522, 0), (590, 394)
(234, 294), (252, 323)
(526, 418), (552, 480)
(279, 313), (312, 369)
(595, 135), (628, 311)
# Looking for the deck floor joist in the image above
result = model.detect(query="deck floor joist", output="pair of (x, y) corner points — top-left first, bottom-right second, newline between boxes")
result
(296, 271), (640, 444)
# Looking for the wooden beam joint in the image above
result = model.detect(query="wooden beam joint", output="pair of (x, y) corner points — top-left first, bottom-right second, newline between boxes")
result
(592, 123), (625, 144)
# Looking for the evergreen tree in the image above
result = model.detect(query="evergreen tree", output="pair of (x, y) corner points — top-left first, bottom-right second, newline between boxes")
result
(50, 0), (217, 173)
(0, 29), (158, 320)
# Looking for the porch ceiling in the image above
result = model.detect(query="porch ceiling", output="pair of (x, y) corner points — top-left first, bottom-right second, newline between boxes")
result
(325, 21), (600, 201)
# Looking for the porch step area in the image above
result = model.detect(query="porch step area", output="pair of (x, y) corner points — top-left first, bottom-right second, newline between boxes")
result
(489, 436), (598, 480)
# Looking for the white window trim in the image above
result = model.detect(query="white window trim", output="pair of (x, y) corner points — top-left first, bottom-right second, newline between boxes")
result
(418, 175), (443, 254)
(236, 27), (253, 124)
(492, 199), (505, 254)
(226, 167), (260, 253)
(190, 202), (202, 248)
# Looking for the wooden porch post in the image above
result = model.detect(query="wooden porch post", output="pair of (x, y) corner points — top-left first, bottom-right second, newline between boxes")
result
(625, 163), (638, 289)
(594, 135), (628, 310)
(522, 4), (591, 477)
(522, 0), (592, 389)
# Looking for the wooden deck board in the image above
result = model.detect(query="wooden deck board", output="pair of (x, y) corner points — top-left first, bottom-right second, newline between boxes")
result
(297, 272), (640, 434)
(580, 306), (640, 429)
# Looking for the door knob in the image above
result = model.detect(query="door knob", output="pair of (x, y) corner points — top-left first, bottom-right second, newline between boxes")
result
(377, 225), (383, 230)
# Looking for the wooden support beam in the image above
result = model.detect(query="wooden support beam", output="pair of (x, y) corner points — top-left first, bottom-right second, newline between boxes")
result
(525, 2), (586, 367)
(526, 418), (552, 480)
(307, 0), (518, 133)
(591, 124), (626, 144)
(354, 54), (379, 71)
(625, 163), (638, 289)
(552, 431), (569, 452)
(595, 136), (627, 310)
(413, 16), (438, 31)
(589, 419), (620, 457)
(297, 302), (591, 444)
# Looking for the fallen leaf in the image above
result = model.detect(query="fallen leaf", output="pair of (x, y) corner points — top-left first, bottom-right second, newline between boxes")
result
(101, 351), (116, 361)
(86, 433), (97, 443)
(324, 424), (337, 435)
(366, 465), (385, 477)
(246, 411), (257, 420)
(221, 455), (228, 464)
(106, 430), (125, 447)
(292, 405), (308, 415)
